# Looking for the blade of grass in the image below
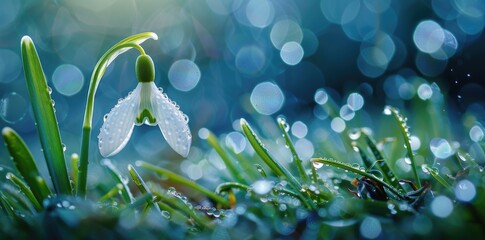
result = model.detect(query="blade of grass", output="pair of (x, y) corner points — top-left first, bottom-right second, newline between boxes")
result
(424, 166), (453, 192)
(311, 157), (406, 200)
(136, 161), (229, 207)
(98, 184), (123, 202)
(127, 164), (161, 214)
(20, 36), (71, 195)
(240, 118), (315, 210)
(362, 132), (404, 191)
(101, 159), (134, 204)
(150, 187), (214, 230)
(384, 106), (421, 188)
(277, 117), (309, 182)
(2, 184), (35, 213)
(6, 173), (42, 211)
(0, 192), (17, 219)
(77, 32), (158, 197)
(70, 153), (79, 188)
(2, 127), (52, 203)
(205, 130), (247, 184)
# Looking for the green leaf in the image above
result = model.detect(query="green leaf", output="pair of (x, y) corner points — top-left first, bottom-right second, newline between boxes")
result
(6, 173), (42, 211)
(137, 161), (229, 207)
(127, 164), (162, 214)
(424, 166), (453, 192)
(384, 106), (421, 188)
(20, 36), (71, 195)
(311, 157), (406, 200)
(77, 32), (158, 197)
(101, 159), (134, 204)
(205, 130), (247, 184)
(277, 117), (308, 182)
(240, 118), (316, 209)
(2, 127), (52, 204)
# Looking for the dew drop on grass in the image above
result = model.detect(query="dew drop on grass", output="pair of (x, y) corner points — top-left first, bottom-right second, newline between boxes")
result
(161, 210), (171, 219)
(252, 180), (274, 195)
(348, 128), (361, 140)
(383, 106), (392, 115)
(312, 161), (323, 169)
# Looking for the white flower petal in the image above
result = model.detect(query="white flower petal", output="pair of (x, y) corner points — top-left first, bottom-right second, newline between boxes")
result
(98, 84), (141, 157)
(150, 83), (192, 157)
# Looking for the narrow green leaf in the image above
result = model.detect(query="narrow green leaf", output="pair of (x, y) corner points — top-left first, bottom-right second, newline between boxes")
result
(240, 119), (315, 210)
(362, 132), (404, 192)
(137, 161), (229, 207)
(6, 173), (42, 211)
(311, 157), (406, 200)
(384, 106), (421, 188)
(101, 159), (134, 204)
(99, 184), (123, 202)
(0, 192), (17, 219)
(215, 182), (251, 194)
(277, 117), (309, 182)
(127, 164), (161, 214)
(2, 127), (52, 203)
(78, 32), (158, 197)
(424, 166), (453, 192)
(205, 130), (247, 184)
(20, 36), (71, 195)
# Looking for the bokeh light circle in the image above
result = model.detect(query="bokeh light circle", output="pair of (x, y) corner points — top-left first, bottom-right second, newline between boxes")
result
(235, 45), (266, 75)
(168, 59), (201, 92)
(52, 64), (85, 96)
(413, 20), (445, 53)
(280, 41), (304, 66)
(270, 19), (303, 50)
(1, 92), (28, 124)
(250, 82), (285, 115)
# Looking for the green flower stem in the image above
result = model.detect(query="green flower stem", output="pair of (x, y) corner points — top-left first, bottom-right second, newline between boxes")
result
(6, 173), (42, 211)
(137, 161), (229, 207)
(21, 36), (71, 195)
(2, 127), (52, 203)
(77, 32), (158, 197)
(311, 158), (406, 200)
(70, 153), (79, 188)
(205, 130), (247, 184)
(385, 106), (421, 188)
(277, 117), (309, 182)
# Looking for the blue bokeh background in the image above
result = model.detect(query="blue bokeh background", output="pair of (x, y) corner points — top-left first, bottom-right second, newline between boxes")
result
(1, 0), (485, 178)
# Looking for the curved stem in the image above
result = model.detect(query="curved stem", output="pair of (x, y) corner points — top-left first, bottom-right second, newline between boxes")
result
(76, 33), (157, 197)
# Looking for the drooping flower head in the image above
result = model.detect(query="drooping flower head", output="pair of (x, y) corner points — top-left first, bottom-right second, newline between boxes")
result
(98, 54), (191, 157)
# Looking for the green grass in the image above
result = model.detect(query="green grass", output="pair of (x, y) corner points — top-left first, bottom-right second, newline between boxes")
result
(1, 34), (484, 239)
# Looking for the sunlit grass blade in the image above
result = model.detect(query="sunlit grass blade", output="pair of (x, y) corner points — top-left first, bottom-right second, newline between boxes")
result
(205, 130), (247, 184)
(6, 173), (42, 211)
(277, 117), (309, 182)
(384, 106), (421, 188)
(311, 158), (406, 200)
(101, 159), (134, 204)
(136, 161), (229, 207)
(362, 132), (404, 191)
(127, 164), (161, 214)
(2, 127), (52, 203)
(423, 166), (453, 192)
(78, 32), (158, 197)
(20, 36), (71, 195)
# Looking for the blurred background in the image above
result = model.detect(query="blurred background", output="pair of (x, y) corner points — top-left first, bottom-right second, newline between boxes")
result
(1, 0), (485, 180)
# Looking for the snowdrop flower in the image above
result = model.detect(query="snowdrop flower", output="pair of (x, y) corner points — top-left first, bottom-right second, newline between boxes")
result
(98, 54), (191, 157)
